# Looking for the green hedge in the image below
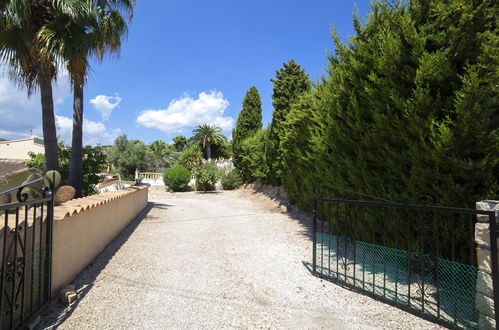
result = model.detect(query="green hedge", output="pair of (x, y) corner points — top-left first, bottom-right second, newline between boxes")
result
(236, 0), (498, 210)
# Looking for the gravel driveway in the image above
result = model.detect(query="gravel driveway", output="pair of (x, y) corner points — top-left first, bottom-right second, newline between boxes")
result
(39, 188), (438, 329)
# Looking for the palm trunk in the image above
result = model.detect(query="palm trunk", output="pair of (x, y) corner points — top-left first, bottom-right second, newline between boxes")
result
(206, 143), (212, 160)
(70, 81), (84, 197)
(39, 69), (58, 171)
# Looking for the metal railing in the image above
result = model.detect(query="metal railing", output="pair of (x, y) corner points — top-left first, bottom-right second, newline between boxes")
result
(312, 188), (498, 329)
(0, 180), (54, 329)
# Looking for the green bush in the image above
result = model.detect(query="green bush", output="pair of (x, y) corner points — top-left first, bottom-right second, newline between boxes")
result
(26, 143), (107, 197)
(194, 163), (219, 192)
(176, 143), (203, 171)
(163, 166), (191, 192)
(221, 170), (243, 190)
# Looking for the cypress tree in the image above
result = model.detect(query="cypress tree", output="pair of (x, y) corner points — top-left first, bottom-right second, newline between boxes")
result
(238, 129), (268, 183)
(280, 89), (327, 210)
(232, 86), (262, 178)
(266, 59), (311, 185)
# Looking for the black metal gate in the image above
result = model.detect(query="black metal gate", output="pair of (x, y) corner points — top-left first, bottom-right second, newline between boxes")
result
(0, 179), (54, 329)
(312, 187), (498, 329)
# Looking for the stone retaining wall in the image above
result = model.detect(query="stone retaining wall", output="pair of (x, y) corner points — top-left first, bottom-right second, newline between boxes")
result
(475, 200), (499, 329)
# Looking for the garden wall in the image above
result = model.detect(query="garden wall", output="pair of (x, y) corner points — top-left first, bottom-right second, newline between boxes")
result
(51, 185), (148, 295)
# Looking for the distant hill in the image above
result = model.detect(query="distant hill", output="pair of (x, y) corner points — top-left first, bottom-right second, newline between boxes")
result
(0, 138), (6, 141)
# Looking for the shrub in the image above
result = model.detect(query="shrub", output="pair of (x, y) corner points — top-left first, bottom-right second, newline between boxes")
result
(176, 143), (203, 171)
(26, 143), (107, 197)
(163, 166), (191, 192)
(194, 163), (219, 192)
(221, 170), (243, 190)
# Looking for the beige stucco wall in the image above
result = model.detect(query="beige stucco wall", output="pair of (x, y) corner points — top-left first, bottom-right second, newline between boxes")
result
(51, 185), (148, 294)
(0, 138), (45, 160)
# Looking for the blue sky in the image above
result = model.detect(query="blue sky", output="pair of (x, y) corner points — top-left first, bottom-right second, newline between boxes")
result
(0, 0), (371, 145)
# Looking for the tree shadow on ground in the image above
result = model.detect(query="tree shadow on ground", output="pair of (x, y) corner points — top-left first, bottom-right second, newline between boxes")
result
(37, 202), (161, 329)
(247, 188), (314, 242)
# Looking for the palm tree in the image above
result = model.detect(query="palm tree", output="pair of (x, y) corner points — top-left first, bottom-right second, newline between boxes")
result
(148, 140), (175, 171)
(39, 0), (134, 196)
(0, 1), (88, 171)
(191, 124), (227, 160)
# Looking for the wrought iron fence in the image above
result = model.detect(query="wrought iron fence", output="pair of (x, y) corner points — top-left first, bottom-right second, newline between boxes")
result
(0, 179), (54, 329)
(312, 187), (498, 329)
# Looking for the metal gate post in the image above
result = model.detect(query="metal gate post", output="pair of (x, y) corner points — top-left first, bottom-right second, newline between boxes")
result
(44, 187), (54, 300)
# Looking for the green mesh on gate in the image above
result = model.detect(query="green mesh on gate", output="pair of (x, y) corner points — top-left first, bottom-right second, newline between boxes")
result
(315, 232), (488, 329)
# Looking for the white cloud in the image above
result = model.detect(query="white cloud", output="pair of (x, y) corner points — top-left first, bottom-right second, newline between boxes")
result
(0, 65), (70, 139)
(136, 90), (234, 136)
(89, 94), (121, 120)
(55, 115), (121, 146)
(0, 65), (119, 146)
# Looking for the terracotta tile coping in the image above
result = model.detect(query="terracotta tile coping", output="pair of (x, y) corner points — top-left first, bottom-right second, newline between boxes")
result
(54, 185), (148, 221)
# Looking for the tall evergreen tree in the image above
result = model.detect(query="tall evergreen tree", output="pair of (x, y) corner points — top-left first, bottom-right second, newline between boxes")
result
(266, 59), (311, 185)
(233, 86), (262, 174)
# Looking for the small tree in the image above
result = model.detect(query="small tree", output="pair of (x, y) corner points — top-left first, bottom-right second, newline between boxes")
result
(107, 135), (148, 180)
(172, 135), (188, 152)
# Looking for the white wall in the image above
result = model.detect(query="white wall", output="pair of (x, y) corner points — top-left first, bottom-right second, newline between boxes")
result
(0, 138), (45, 160)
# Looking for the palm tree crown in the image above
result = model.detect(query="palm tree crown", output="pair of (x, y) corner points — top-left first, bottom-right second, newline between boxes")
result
(148, 140), (175, 171)
(191, 124), (227, 160)
(35, 0), (134, 196)
(0, 0), (91, 171)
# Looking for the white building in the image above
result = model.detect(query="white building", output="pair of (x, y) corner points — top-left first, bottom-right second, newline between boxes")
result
(0, 137), (45, 160)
